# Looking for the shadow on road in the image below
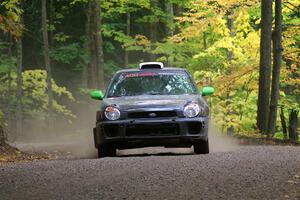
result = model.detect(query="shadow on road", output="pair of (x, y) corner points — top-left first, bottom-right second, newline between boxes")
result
(117, 147), (194, 158)
(116, 152), (194, 158)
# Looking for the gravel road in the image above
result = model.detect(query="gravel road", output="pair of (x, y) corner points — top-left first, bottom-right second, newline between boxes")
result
(0, 146), (299, 200)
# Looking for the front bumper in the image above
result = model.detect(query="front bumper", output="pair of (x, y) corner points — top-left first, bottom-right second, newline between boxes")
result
(94, 117), (209, 149)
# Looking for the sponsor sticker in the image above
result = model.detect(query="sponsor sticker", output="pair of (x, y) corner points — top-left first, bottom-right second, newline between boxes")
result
(125, 72), (159, 78)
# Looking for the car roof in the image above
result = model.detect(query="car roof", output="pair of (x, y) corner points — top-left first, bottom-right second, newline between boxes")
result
(116, 67), (187, 74)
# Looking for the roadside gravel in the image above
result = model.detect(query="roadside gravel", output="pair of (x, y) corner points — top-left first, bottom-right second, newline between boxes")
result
(0, 146), (299, 200)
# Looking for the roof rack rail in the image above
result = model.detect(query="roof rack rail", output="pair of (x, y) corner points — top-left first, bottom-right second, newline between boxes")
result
(139, 62), (164, 70)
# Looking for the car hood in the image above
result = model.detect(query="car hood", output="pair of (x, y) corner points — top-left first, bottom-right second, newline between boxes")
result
(101, 95), (208, 111)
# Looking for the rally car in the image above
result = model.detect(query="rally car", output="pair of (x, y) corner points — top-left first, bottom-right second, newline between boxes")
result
(91, 62), (214, 157)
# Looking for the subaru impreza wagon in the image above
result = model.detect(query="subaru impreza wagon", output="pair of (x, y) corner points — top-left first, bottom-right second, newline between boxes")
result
(91, 62), (214, 157)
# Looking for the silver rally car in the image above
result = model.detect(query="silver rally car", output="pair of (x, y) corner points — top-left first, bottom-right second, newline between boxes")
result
(91, 62), (214, 157)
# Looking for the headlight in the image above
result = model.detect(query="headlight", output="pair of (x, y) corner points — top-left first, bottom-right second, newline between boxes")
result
(104, 106), (120, 120)
(183, 103), (206, 118)
(184, 103), (200, 118)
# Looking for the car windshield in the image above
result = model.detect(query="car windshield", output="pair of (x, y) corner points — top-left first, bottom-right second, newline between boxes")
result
(107, 71), (197, 98)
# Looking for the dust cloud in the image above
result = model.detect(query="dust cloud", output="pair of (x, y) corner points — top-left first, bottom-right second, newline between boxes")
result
(10, 101), (99, 158)
(11, 104), (239, 158)
(208, 122), (240, 152)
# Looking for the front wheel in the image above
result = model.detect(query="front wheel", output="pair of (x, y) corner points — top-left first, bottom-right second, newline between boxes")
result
(98, 144), (116, 158)
(193, 140), (209, 154)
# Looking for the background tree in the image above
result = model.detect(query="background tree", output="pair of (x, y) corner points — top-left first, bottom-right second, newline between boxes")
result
(0, 0), (298, 142)
(95, 0), (105, 89)
(268, 0), (283, 136)
(257, 0), (273, 134)
(16, 33), (23, 138)
(42, 0), (54, 129)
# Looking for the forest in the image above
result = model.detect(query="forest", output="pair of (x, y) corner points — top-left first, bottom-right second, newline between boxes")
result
(0, 0), (299, 143)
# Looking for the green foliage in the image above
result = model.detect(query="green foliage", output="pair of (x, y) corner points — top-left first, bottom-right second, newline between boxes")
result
(153, 1), (264, 135)
(0, 109), (6, 128)
(0, 70), (76, 125)
(0, 41), (16, 74)
(0, 0), (23, 37)
(104, 61), (123, 77)
(22, 70), (76, 120)
(274, 132), (284, 140)
(0, 0), (299, 139)
(174, 0), (299, 137)
(50, 42), (89, 71)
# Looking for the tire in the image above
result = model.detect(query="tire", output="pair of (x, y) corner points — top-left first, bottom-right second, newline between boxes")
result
(193, 140), (209, 154)
(98, 144), (116, 158)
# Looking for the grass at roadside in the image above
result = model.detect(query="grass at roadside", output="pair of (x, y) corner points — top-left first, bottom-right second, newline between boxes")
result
(234, 135), (300, 146)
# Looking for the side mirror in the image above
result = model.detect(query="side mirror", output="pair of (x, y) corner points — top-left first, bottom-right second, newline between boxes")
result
(90, 90), (104, 100)
(201, 87), (215, 96)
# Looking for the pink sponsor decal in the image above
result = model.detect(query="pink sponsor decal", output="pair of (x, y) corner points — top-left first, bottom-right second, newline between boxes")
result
(125, 72), (159, 78)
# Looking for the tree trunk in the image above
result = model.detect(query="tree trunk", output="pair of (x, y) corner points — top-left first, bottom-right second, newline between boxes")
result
(149, 0), (158, 61)
(124, 12), (130, 67)
(42, 0), (54, 130)
(288, 110), (299, 142)
(7, 34), (13, 140)
(87, 0), (104, 89)
(268, 0), (283, 136)
(257, 0), (273, 134)
(225, 10), (235, 134)
(165, 1), (174, 36)
(165, 0), (174, 66)
(280, 106), (287, 139)
(16, 36), (23, 139)
(203, 32), (207, 50)
(226, 9), (234, 62)
(49, 0), (54, 46)
(0, 124), (6, 144)
(82, 4), (90, 88)
(88, 1), (96, 88)
(173, 4), (183, 35)
(95, 0), (105, 89)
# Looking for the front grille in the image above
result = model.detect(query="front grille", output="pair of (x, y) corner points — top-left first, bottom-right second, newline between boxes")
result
(126, 123), (179, 137)
(128, 111), (177, 119)
(187, 122), (202, 134)
(103, 124), (119, 137)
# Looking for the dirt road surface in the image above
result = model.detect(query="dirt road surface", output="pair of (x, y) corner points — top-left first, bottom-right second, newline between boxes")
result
(0, 145), (299, 200)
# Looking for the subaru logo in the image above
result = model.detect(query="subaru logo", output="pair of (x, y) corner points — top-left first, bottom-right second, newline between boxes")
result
(148, 112), (157, 117)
